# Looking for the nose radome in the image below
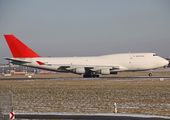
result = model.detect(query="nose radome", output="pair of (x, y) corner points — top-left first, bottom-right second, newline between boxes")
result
(162, 59), (169, 66)
(165, 60), (169, 65)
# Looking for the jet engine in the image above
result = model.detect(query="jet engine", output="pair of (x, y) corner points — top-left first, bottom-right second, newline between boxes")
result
(100, 68), (110, 75)
(73, 67), (85, 74)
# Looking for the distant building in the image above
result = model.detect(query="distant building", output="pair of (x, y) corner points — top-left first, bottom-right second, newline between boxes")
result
(0, 64), (54, 74)
(0, 64), (35, 73)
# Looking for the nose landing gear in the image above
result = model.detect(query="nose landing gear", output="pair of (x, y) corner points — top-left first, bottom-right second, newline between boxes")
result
(148, 73), (152, 76)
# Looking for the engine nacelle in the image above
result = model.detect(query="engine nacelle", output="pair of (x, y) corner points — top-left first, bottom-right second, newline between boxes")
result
(100, 68), (110, 75)
(73, 67), (85, 74)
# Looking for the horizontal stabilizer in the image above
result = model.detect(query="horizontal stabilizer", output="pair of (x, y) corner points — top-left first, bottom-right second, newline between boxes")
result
(4, 58), (31, 63)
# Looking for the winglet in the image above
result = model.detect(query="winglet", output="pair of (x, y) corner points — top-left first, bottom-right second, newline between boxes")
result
(4, 35), (41, 58)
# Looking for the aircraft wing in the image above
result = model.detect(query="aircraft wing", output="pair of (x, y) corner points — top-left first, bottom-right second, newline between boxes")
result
(40, 62), (120, 72)
(44, 63), (120, 70)
(60, 65), (120, 72)
(46, 64), (120, 70)
(36, 60), (126, 75)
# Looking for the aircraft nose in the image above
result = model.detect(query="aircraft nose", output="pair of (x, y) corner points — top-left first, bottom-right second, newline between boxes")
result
(162, 59), (169, 66)
(165, 60), (169, 65)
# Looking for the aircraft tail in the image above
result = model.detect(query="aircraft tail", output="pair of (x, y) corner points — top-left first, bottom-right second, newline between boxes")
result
(4, 35), (41, 58)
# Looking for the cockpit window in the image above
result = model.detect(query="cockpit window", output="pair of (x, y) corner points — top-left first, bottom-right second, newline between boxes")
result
(153, 53), (158, 56)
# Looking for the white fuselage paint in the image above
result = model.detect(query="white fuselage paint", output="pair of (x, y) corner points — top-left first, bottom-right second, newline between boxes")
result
(20, 53), (168, 73)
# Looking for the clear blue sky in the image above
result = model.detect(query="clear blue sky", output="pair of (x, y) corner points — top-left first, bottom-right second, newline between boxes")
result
(0, 0), (170, 63)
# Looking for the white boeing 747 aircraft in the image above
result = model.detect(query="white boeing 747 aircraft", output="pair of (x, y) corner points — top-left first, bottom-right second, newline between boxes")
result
(4, 35), (169, 78)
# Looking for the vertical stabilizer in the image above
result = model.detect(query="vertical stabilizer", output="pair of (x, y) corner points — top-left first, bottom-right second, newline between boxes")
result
(4, 35), (41, 58)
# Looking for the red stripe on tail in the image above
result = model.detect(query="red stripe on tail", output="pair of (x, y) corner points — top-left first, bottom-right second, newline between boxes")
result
(4, 35), (40, 58)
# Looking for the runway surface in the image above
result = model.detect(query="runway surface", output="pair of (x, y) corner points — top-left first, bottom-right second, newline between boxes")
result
(0, 76), (170, 80)
(4, 113), (170, 120)
(1, 75), (170, 119)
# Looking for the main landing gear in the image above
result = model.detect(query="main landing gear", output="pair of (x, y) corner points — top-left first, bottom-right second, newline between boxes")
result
(92, 75), (99, 78)
(148, 73), (152, 76)
(83, 70), (99, 78)
(83, 74), (99, 78)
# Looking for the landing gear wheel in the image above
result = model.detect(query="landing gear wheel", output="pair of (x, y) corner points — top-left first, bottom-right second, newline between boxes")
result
(148, 73), (152, 76)
(92, 75), (99, 78)
(83, 75), (91, 78)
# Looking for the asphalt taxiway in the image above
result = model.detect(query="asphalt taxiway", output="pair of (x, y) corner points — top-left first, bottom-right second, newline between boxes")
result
(0, 76), (170, 80)
(4, 113), (170, 120)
